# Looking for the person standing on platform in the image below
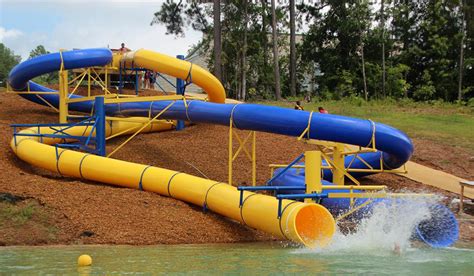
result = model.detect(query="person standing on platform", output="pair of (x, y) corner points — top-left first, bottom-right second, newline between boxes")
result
(119, 43), (131, 53)
(150, 71), (156, 90)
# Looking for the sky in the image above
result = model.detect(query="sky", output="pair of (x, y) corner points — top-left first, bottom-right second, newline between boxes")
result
(0, 0), (203, 61)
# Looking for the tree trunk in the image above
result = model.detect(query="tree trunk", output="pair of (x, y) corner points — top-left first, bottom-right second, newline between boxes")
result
(271, 0), (282, 100)
(241, 0), (248, 101)
(357, 0), (368, 101)
(381, 0), (386, 98)
(404, 71), (408, 98)
(289, 0), (296, 97)
(361, 42), (368, 101)
(261, 0), (268, 95)
(236, 50), (241, 100)
(458, 0), (465, 101)
(213, 0), (222, 81)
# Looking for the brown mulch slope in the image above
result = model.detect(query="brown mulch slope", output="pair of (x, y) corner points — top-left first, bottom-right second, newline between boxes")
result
(0, 92), (273, 245)
(411, 138), (474, 180)
(0, 91), (472, 245)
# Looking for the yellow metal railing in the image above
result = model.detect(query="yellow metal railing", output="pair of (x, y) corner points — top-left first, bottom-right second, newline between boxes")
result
(6, 81), (60, 112)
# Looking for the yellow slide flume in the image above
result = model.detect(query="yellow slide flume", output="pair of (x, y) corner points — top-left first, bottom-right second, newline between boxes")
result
(11, 118), (335, 247)
(10, 50), (335, 247)
(119, 49), (226, 104)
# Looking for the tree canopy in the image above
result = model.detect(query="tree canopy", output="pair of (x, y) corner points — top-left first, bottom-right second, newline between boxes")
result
(153, 0), (473, 102)
(28, 45), (49, 59)
(0, 43), (21, 87)
(28, 45), (58, 84)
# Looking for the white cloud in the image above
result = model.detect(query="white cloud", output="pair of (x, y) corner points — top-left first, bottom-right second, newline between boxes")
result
(1, 0), (164, 3)
(1, 1), (203, 60)
(0, 27), (23, 42)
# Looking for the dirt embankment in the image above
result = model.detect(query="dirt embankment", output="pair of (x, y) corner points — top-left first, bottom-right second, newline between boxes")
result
(0, 91), (472, 246)
(411, 139), (474, 180)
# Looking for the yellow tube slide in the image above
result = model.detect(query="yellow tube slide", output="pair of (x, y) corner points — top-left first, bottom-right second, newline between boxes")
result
(120, 49), (226, 104)
(10, 120), (335, 247)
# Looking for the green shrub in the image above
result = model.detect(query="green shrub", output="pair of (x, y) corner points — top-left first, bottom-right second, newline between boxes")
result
(387, 64), (411, 98)
(334, 70), (357, 99)
(467, 98), (474, 107)
(414, 71), (437, 101)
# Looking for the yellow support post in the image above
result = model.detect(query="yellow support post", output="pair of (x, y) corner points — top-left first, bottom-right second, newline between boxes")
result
(58, 69), (68, 123)
(228, 116), (257, 187)
(228, 118), (233, 186)
(333, 143), (345, 186)
(87, 68), (91, 97)
(305, 150), (322, 203)
(105, 67), (109, 89)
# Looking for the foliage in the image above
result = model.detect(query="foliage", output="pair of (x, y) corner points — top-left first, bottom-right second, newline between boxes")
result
(364, 62), (382, 99)
(150, 0), (211, 36)
(151, 0), (473, 102)
(301, 0), (371, 99)
(386, 64), (411, 98)
(0, 43), (21, 87)
(28, 45), (58, 84)
(468, 97), (474, 107)
(29, 45), (48, 59)
(334, 70), (357, 99)
(413, 70), (437, 101)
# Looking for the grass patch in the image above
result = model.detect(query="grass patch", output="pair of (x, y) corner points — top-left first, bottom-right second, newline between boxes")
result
(0, 202), (36, 226)
(0, 199), (59, 244)
(255, 98), (474, 153)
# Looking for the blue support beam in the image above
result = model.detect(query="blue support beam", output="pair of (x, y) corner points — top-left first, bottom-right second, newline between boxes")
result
(134, 61), (139, 95)
(276, 193), (328, 218)
(266, 153), (305, 186)
(236, 183), (328, 218)
(276, 193), (328, 200)
(237, 185), (306, 207)
(176, 54), (185, 131)
(94, 96), (106, 156)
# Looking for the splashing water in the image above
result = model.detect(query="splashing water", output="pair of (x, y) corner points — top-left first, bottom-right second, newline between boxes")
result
(301, 197), (446, 255)
(329, 200), (431, 253)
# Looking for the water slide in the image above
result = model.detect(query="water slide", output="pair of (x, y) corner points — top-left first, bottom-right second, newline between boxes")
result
(8, 48), (458, 247)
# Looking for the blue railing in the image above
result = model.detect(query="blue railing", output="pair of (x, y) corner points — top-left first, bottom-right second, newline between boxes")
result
(11, 97), (106, 157)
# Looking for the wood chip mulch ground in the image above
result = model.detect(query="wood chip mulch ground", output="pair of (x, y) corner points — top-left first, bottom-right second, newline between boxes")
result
(0, 90), (472, 246)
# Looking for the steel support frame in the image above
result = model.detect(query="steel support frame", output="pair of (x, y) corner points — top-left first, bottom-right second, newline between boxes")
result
(228, 117), (256, 186)
(11, 97), (106, 156)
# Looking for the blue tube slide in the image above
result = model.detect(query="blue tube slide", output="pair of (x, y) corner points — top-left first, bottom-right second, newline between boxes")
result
(8, 48), (113, 90)
(8, 48), (457, 247)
